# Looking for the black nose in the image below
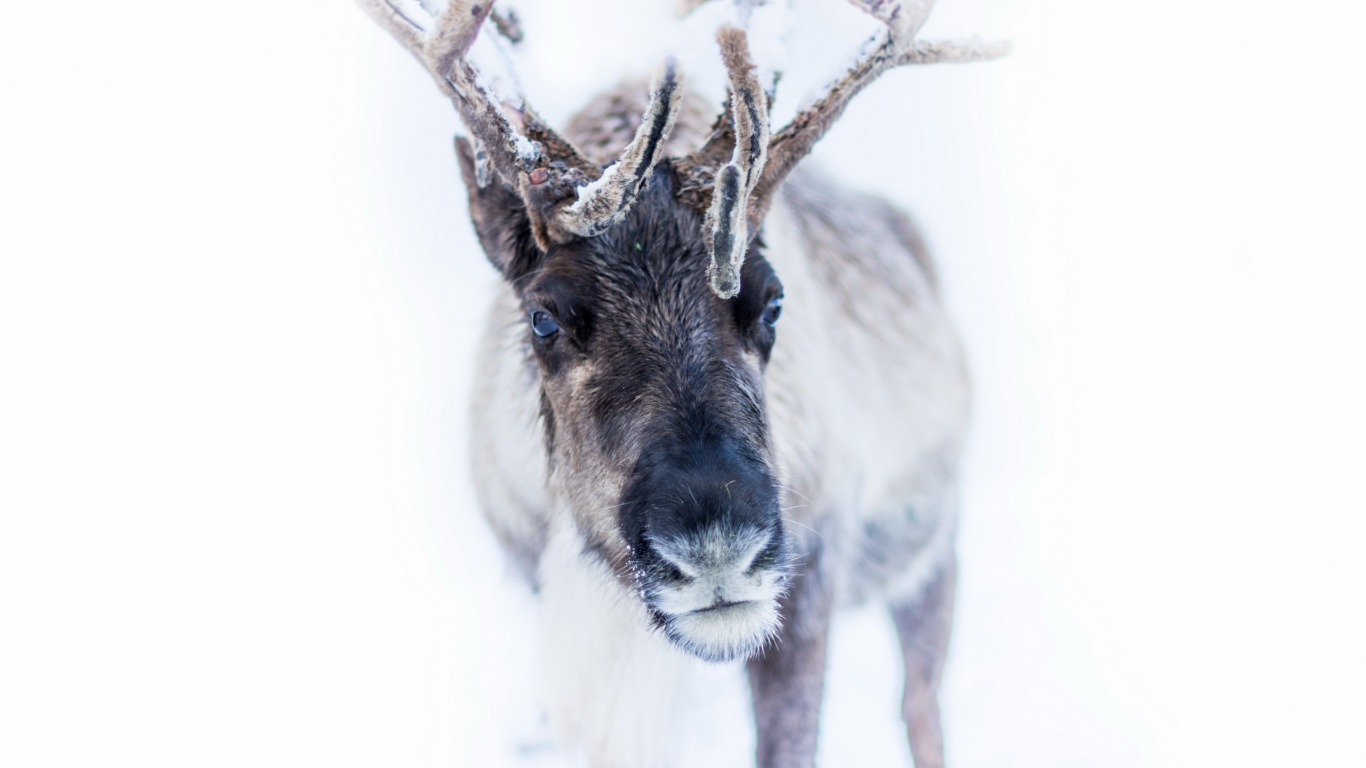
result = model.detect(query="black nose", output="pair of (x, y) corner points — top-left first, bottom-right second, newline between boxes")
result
(644, 461), (778, 542)
(618, 437), (781, 565)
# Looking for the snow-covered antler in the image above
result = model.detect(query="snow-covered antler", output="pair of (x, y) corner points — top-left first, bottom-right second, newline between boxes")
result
(679, 0), (1008, 297)
(356, 0), (558, 187)
(702, 27), (769, 299)
(355, 0), (685, 249)
(562, 60), (684, 237)
(750, 0), (1009, 223)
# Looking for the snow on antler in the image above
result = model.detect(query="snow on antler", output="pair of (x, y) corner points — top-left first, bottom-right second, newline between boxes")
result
(564, 59), (684, 237)
(676, 0), (1007, 298)
(749, 0), (1010, 224)
(355, 0), (686, 250)
(704, 27), (769, 299)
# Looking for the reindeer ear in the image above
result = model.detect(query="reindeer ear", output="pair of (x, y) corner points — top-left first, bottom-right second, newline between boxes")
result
(454, 136), (545, 283)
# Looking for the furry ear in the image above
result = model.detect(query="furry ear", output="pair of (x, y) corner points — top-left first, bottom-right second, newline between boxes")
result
(454, 136), (545, 283)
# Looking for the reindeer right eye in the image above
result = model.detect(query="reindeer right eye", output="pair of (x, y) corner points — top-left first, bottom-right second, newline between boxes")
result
(761, 297), (783, 326)
(530, 310), (559, 338)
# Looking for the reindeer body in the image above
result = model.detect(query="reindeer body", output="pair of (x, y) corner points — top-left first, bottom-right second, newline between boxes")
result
(469, 88), (969, 768)
(354, 2), (1002, 765)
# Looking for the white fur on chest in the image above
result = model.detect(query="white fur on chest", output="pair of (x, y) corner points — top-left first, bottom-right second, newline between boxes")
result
(537, 522), (752, 768)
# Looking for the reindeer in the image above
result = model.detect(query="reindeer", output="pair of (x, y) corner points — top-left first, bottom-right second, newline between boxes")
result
(355, 1), (1005, 766)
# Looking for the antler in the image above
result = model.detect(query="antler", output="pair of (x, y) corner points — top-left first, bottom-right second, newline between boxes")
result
(562, 60), (684, 238)
(357, 0), (563, 189)
(680, 0), (1008, 298)
(356, 0), (685, 249)
(750, 0), (1009, 223)
(703, 28), (769, 299)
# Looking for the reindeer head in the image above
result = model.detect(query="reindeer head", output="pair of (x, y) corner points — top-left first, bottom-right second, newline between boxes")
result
(358, 0), (1005, 661)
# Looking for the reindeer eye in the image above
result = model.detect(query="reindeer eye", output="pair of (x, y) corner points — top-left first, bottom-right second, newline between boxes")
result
(530, 310), (559, 337)
(761, 297), (783, 326)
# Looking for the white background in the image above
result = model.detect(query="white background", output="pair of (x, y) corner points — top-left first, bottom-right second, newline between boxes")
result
(2, 1), (1363, 766)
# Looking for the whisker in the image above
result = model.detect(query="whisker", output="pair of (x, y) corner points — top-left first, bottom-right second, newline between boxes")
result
(777, 484), (814, 505)
(782, 516), (824, 540)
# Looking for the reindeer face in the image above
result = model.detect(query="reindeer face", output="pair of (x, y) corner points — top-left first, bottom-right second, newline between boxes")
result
(508, 170), (790, 662)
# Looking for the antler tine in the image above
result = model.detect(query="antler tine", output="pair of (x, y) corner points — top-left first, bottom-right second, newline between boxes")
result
(561, 60), (685, 238)
(356, 0), (597, 197)
(705, 27), (769, 299)
(719, 27), (770, 193)
(425, 0), (491, 75)
(356, 0), (427, 52)
(747, 0), (1009, 223)
(357, 1), (515, 183)
(858, 0), (939, 39)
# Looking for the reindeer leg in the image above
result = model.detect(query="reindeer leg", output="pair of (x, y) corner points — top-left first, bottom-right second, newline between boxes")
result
(889, 555), (956, 768)
(747, 546), (833, 768)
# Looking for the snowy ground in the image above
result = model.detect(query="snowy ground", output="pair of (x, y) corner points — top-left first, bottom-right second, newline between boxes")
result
(2, 1), (1364, 766)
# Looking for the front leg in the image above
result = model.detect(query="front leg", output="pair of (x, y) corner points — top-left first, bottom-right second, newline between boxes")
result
(890, 554), (956, 768)
(747, 546), (834, 768)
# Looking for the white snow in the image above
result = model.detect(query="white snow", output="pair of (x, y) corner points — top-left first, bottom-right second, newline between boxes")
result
(572, 166), (618, 207)
(514, 133), (541, 165)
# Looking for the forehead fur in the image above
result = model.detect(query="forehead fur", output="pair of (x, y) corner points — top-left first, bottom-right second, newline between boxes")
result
(524, 166), (777, 458)
(525, 165), (776, 338)
(537, 169), (705, 292)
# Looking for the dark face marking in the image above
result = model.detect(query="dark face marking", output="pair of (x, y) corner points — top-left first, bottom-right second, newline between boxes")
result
(520, 166), (782, 467)
(478, 164), (791, 660)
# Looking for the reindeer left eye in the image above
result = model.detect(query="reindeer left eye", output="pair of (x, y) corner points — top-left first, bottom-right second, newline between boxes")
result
(761, 297), (783, 326)
(530, 310), (559, 337)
